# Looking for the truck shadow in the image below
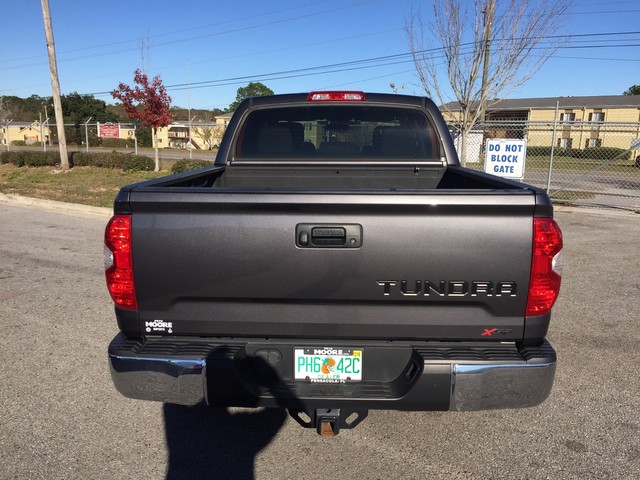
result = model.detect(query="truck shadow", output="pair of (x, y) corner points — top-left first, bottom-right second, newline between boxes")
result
(163, 403), (286, 480)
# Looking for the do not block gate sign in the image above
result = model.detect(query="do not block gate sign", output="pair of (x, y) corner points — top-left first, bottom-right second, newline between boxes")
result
(484, 139), (527, 179)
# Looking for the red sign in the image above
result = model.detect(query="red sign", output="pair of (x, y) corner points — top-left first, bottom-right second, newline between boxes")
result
(99, 124), (120, 138)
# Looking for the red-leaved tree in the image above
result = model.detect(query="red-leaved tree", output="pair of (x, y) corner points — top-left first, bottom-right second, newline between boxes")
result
(112, 69), (172, 171)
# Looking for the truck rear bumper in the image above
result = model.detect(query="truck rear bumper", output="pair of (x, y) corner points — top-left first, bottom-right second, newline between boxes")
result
(108, 333), (556, 411)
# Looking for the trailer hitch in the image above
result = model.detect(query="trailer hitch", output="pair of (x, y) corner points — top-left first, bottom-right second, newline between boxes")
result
(288, 408), (368, 436)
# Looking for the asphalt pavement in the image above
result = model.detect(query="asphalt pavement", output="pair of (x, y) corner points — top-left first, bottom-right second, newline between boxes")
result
(0, 201), (639, 480)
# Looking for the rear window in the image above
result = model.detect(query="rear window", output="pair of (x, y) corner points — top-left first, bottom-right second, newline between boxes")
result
(234, 105), (442, 162)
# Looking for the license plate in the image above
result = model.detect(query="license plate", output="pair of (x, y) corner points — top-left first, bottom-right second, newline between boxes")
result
(294, 347), (363, 383)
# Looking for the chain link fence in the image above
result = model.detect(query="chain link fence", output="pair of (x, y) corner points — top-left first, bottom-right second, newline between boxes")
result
(5, 118), (640, 211)
(452, 120), (640, 212)
(3, 121), (223, 154)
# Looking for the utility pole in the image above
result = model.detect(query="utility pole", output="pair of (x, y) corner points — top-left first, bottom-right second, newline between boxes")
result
(480, 0), (495, 123)
(41, 0), (69, 169)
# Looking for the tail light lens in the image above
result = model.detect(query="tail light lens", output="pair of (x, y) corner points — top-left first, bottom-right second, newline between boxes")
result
(526, 217), (563, 316)
(104, 215), (137, 310)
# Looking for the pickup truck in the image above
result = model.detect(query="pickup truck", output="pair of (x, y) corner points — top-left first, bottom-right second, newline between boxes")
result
(106, 91), (563, 436)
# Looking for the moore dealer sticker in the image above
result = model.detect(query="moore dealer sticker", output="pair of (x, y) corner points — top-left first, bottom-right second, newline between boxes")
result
(484, 139), (526, 179)
(145, 320), (173, 334)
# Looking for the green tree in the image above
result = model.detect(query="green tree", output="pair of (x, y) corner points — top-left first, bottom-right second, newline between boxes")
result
(623, 85), (640, 95)
(60, 93), (118, 145)
(61, 92), (117, 123)
(227, 82), (274, 112)
(0, 95), (52, 122)
(136, 124), (153, 147)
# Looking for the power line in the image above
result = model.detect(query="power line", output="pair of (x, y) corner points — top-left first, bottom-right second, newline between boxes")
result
(0, 0), (381, 68)
(2, 6), (638, 70)
(87, 35), (640, 98)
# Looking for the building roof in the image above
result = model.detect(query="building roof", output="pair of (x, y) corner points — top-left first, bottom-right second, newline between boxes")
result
(443, 95), (640, 112)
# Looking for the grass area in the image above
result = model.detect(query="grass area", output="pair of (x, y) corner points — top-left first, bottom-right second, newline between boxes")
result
(0, 164), (166, 208)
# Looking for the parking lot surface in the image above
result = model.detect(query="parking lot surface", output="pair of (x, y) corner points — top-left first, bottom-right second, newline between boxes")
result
(0, 204), (638, 479)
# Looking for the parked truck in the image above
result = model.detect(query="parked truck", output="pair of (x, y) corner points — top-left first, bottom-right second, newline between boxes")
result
(106, 91), (563, 436)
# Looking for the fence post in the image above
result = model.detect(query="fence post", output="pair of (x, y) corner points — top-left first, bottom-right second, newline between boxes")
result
(547, 101), (560, 193)
(84, 117), (92, 153)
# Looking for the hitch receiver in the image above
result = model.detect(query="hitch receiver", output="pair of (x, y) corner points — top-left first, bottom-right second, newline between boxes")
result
(288, 408), (368, 436)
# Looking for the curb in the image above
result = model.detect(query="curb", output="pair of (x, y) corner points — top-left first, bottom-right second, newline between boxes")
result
(0, 193), (112, 219)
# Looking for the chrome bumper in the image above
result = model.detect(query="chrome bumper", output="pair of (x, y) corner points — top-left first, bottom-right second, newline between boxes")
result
(451, 362), (555, 411)
(108, 334), (556, 411)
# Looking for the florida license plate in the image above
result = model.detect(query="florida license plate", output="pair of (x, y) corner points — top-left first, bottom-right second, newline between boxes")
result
(294, 347), (363, 383)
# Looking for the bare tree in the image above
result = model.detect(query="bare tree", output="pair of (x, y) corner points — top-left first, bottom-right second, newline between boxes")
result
(191, 112), (225, 150)
(406, 0), (569, 164)
(0, 96), (9, 120)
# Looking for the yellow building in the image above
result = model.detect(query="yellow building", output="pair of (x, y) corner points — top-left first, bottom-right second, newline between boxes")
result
(159, 121), (226, 150)
(443, 96), (640, 155)
(1, 121), (51, 146)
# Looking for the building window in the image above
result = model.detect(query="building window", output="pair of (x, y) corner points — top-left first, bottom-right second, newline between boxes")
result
(558, 138), (573, 148)
(586, 138), (602, 148)
(589, 112), (605, 122)
(560, 112), (575, 122)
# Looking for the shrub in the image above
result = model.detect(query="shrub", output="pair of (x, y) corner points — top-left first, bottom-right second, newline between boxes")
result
(10, 140), (26, 147)
(123, 155), (154, 172)
(171, 158), (212, 174)
(68, 152), (92, 167)
(0, 151), (60, 167)
(578, 147), (630, 160)
(101, 138), (130, 148)
(70, 151), (127, 169)
(526, 146), (553, 157)
(23, 151), (60, 167)
(70, 151), (154, 171)
(0, 151), (24, 166)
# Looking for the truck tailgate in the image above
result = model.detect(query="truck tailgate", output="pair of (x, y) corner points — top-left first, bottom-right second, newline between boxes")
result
(128, 190), (535, 341)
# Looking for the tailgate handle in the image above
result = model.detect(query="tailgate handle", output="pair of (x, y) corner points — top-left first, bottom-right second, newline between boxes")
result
(296, 224), (362, 248)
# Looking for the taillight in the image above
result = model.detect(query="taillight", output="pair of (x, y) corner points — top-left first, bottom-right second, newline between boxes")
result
(307, 91), (366, 102)
(104, 215), (137, 310)
(526, 217), (563, 316)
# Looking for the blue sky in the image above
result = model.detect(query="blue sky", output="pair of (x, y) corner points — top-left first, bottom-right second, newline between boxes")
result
(1, 0), (639, 111)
